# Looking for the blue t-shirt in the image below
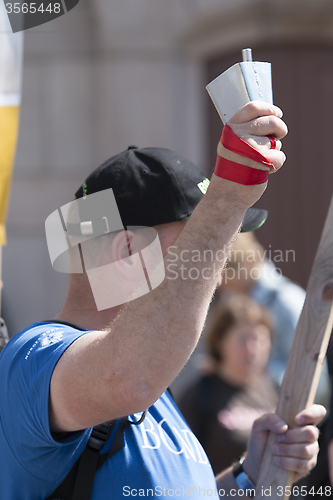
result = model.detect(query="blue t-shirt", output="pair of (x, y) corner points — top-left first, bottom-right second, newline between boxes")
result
(0, 322), (217, 499)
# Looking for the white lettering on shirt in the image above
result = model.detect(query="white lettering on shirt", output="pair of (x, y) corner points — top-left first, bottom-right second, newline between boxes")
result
(139, 415), (209, 465)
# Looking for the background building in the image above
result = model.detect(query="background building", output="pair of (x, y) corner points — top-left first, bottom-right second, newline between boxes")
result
(4, 0), (333, 353)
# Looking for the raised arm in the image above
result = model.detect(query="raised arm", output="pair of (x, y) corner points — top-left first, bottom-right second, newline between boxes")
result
(49, 101), (287, 433)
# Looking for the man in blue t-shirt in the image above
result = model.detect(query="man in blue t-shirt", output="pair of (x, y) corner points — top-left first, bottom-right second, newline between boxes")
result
(0, 102), (325, 499)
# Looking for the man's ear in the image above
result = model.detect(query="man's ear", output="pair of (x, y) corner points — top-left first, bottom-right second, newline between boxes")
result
(111, 230), (133, 261)
(111, 230), (141, 279)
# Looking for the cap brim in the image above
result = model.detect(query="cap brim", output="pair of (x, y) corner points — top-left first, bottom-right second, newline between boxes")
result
(240, 208), (268, 233)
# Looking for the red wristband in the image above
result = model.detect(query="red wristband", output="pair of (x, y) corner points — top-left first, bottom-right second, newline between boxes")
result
(221, 125), (274, 169)
(214, 155), (268, 185)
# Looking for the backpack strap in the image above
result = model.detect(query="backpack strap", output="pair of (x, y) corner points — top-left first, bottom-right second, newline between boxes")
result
(46, 411), (148, 500)
(96, 410), (147, 472)
(45, 420), (118, 500)
(72, 419), (127, 500)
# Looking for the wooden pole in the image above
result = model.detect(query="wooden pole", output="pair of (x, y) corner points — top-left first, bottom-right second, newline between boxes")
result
(255, 194), (333, 499)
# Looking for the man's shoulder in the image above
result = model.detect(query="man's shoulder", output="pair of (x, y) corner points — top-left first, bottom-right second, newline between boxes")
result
(6, 320), (85, 346)
(0, 321), (88, 374)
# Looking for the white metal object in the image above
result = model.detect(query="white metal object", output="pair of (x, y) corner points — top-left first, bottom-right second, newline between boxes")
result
(206, 48), (273, 124)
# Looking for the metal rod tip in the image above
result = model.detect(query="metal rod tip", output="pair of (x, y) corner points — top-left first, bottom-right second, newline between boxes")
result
(242, 48), (253, 62)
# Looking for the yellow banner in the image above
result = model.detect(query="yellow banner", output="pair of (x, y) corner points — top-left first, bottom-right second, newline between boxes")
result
(0, 3), (23, 246)
(0, 106), (20, 245)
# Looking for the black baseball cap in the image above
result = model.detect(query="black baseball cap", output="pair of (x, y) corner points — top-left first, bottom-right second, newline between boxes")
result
(74, 146), (267, 232)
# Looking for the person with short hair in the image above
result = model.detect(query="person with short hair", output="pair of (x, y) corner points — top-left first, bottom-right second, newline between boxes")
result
(179, 295), (278, 474)
(218, 232), (307, 386)
(0, 102), (324, 499)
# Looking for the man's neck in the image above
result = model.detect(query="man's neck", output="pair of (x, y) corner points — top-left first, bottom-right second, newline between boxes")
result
(55, 274), (125, 331)
(55, 305), (124, 331)
(55, 280), (125, 330)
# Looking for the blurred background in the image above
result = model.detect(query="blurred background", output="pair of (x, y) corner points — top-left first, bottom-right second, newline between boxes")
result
(4, 0), (333, 347)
